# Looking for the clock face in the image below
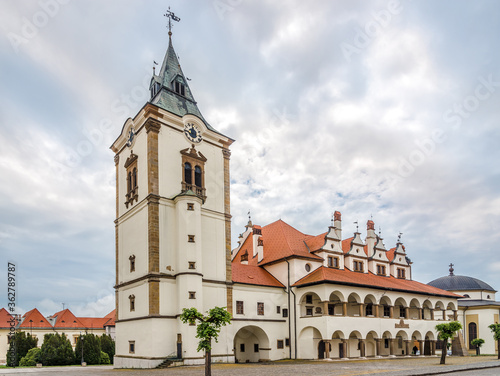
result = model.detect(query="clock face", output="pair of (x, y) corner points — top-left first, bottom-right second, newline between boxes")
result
(126, 127), (135, 147)
(184, 123), (202, 143)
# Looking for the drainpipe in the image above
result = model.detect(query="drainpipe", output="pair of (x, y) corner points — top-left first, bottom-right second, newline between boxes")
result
(284, 258), (297, 359)
(463, 306), (468, 349)
(284, 258), (291, 359)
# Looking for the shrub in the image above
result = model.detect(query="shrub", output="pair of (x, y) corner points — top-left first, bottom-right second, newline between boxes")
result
(74, 334), (101, 365)
(6, 331), (38, 366)
(100, 334), (115, 364)
(39, 333), (74, 366)
(100, 351), (110, 364)
(19, 347), (41, 367)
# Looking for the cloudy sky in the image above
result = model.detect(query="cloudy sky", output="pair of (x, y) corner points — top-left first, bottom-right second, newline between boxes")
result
(1, 0), (499, 317)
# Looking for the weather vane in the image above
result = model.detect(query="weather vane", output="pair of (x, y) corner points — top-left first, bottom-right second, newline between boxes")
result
(397, 232), (403, 243)
(164, 7), (180, 35)
(248, 210), (251, 222)
(378, 226), (382, 237)
(354, 221), (358, 232)
(331, 212), (334, 226)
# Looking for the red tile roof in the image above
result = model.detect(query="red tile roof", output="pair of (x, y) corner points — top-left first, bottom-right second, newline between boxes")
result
(232, 263), (284, 287)
(50, 309), (85, 328)
(304, 232), (327, 252)
(258, 220), (323, 265)
(293, 266), (460, 298)
(19, 308), (52, 329)
(103, 310), (116, 326)
(342, 237), (353, 253)
(78, 317), (110, 330)
(387, 248), (395, 262)
(0, 308), (16, 328)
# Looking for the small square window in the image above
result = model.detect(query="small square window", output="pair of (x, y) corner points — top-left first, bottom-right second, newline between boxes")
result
(276, 306), (281, 314)
(254, 343), (259, 352)
(188, 262), (196, 269)
(257, 302), (264, 315)
(129, 341), (135, 354)
(187, 203), (194, 211)
(306, 307), (313, 316)
(236, 301), (244, 315)
(188, 235), (195, 243)
(282, 308), (288, 318)
(189, 291), (196, 299)
(277, 340), (284, 349)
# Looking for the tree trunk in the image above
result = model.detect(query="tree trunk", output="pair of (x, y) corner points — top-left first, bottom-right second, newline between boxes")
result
(476, 346), (480, 356)
(440, 339), (447, 365)
(205, 349), (211, 376)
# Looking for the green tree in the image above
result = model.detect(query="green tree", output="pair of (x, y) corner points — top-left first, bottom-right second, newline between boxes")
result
(471, 338), (485, 355)
(39, 333), (74, 366)
(180, 307), (232, 376)
(6, 331), (38, 366)
(19, 347), (41, 367)
(489, 323), (500, 359)
(435, 321), (462, 364)
(100, 334), (115, 364)
(74, 333), (102, 365)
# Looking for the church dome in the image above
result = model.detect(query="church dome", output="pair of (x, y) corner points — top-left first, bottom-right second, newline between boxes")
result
(428, 274), (496, 292)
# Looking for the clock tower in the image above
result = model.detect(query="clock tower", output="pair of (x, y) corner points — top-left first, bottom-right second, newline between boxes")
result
(111, 26), (234, 368)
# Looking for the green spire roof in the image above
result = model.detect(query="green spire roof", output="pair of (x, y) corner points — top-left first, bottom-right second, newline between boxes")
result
(149, 35), (218, 133)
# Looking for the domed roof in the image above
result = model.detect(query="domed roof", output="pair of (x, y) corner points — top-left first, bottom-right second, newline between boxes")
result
(428, 275), (496, 292)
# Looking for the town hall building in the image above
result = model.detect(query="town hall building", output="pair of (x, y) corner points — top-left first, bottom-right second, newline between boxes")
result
(111, 23), (462, 368)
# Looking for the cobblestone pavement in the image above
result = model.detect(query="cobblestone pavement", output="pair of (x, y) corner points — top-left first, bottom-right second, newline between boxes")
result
(1, 356), (500, 376)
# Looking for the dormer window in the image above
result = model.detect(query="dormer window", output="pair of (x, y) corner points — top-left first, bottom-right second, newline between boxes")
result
(174, 81), (185, 96)
(151, 83), (161, 99)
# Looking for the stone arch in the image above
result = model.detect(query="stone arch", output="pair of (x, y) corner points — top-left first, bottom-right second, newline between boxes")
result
(366, 330), (378, 357)
(394, 297), (408, 319)
(328, 291), (344, 316)
(409, 298), (421, 320)
(446, 301), (456, 320)
(395, 330), (409, 356)
(380, 330), (392, 356)
(422, 299), (433, 320)
(380, 295), (392, 318)
(298, 326), (323, 360)
(234, 326), (270, 363)
(299, 291), (322, 317)
(329, 330), (346, 359)
(364, 294), (377, 317)
(347, 293), (362, 317)
(347, 330), (363, 358)
(434, 300), (445, 321)
(424, 331), (436, 356)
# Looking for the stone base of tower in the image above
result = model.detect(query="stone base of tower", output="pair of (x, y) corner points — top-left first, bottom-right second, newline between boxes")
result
(114, 355), (166, 369)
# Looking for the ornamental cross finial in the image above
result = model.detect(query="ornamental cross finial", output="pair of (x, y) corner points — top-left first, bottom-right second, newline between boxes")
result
(164, 7), (180, 35)
(449, 263), (454, 276)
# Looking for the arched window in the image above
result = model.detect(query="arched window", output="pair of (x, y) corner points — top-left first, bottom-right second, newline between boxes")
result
(468, 322), (477, 349)
(194, 166), (202, 187)
(184, 162), (192, 185)
(127, 172), (132, 192)
(463, 294), (470, 298)
(132, 168), (137, 188)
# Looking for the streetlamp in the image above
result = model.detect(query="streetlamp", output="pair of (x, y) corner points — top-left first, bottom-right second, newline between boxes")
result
(79, 332), (84, 365)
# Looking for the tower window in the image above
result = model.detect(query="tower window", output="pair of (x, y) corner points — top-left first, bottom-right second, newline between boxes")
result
(184, 162), (192, 185)
(194, 166), (202, 187)
(189, 291), (196, 299)
(129, 255), (136, 272)
(187, 203), (194, 211)
(124, 153), (139, 208)
(188, 262), (196, 269)
(236, 301), (244, 314)
(188, 235), (195, 243)
(257, 302), (264, 315)
(175, 81), (185, 96)
(129, 295), (135, 312)
(129, 341), (135, 354)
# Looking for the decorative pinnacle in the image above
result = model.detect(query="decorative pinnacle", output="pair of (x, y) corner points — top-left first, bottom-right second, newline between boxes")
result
(164, 7), (180, 36)
(354, 221), (359, 232)
(449, 263), (454, 276)
(397, 232), (403, 243)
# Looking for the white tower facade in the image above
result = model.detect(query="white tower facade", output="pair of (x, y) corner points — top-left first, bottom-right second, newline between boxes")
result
(111, 31), (233, 368)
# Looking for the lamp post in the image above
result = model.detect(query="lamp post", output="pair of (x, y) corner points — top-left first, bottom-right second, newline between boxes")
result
(80, 332), (84, 365)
